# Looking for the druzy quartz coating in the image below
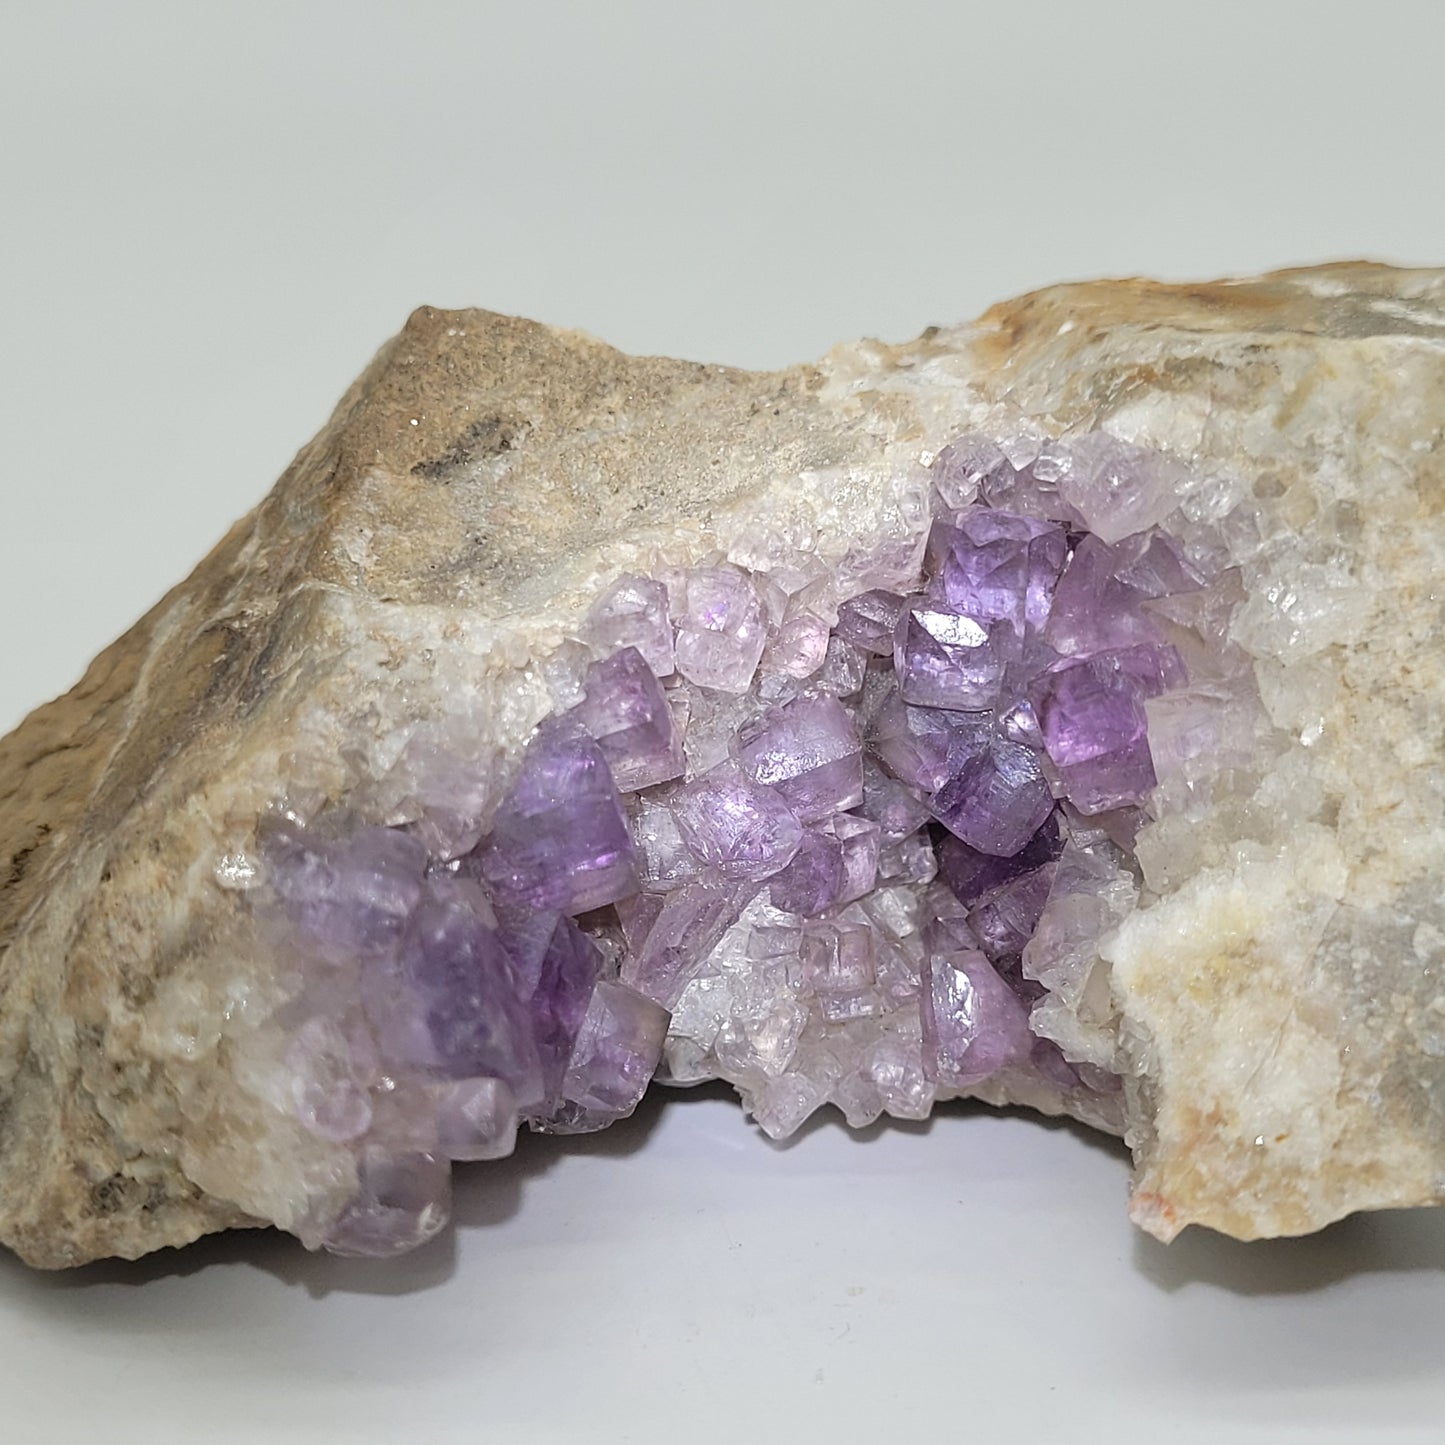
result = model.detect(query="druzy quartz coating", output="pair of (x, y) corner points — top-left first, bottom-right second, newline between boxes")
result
(257, 431), (1218, 1256)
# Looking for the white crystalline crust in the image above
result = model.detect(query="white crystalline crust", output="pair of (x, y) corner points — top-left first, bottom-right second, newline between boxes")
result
(0, 266), (1442, 1267)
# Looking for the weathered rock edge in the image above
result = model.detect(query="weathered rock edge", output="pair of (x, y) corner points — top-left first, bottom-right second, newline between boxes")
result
(1, 263), (1442, 1267)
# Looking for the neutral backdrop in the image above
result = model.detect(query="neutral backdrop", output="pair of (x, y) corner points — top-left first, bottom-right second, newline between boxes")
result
(3, 4), (1444, 1443)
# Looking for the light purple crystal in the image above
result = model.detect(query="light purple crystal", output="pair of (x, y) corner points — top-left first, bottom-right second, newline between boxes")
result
(832, 814), (881, 903)
(671, 760), (804, 880)
(1055, 432), (1185, 545)
(384, 731), (498, 860)
(322, 1149), (451, 1258)
(921, 949), (1032, 1087)
(622, 877), (753, 1007)
(997, 697), (1044, 748)
(527, 915), (603, 1114)
(894, 600), (1014, 711)
(930, 738), (1055, 858)
(766, 609), (831, 679)
(432, 1076), (518, 1162)
(931, 433), (1012, 511)
(569, 646), (684, 792)
(866, 687), (992, 795)
(1111, 529), (1208, 598)
(389, 885), (543, 1104)
(1043, 531), (1205, 657)
(923, 885), (976, 956)
(769, 813), (879, 916)
(877, 828), (937, 885)
(614, 889), (665, 954)
(583, 573), (675, 677)
(733, 692), (864, 822)
(1032, 647), (1184, 813)
(268, 822), (429, 963)
(477, 720), (638, 913)
(490, 894), (558, 995)
(1042, 534), (1165, 656)
(857, 759), (933, 841)
(979, 444), (1079, 523)
(834, 589), (906, 655)
(672, 565), (768, 693)
(629, 797), (703, 890)
(546, 980), (669, 1133)
(768, 825), (844, 916)
(927, 510), (1068, 635)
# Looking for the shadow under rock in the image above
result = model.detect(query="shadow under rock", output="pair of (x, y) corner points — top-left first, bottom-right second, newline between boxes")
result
(10, 1083), (1445, 1307)
(448, 1074), (706, 1231)
(1135, 1202), (1445, 1296)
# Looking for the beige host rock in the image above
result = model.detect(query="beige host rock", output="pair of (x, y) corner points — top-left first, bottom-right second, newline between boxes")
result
(0, 263), (1442, 1268)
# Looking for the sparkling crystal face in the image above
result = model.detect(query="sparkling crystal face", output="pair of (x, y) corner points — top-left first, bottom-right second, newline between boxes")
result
(248, 430), (1228, 1256)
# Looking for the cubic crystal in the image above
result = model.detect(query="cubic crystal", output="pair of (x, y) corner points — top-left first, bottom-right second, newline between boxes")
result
(672, 565), (769, 693)
(732, 691), (864, 822)
(570, 646), (685, 792)
(477, 721), (638, 913)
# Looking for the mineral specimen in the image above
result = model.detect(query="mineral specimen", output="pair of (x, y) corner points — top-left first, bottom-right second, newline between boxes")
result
(1, 263), (1443, 1268)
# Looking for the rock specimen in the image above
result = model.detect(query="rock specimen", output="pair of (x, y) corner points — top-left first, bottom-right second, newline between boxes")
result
(1, 263), (1443, 1268)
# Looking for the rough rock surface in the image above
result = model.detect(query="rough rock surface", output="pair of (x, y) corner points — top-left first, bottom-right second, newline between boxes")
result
(1, 263), (1443, 1267)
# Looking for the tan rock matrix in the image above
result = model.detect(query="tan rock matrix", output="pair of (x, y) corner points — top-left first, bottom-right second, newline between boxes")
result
(1, 263), (1442, 1268)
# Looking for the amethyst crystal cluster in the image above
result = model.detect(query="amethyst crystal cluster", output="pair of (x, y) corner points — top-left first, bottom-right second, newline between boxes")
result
(254, 431), (1223, 1255)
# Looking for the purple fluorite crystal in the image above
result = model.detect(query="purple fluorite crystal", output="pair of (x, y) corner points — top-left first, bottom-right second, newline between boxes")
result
(477, 721), (638, 913)
(1043, 531), (1201, 656)
(894, 602), (1013, 711)
(921, 949), (1032, 1087)
(1053, 432), (1184, 545)
(834, 589), (906, 655)
(867, 687), (991, 795)
(622, 878), (753, 1007)
(672, 565), (769, 693)
(268, 822), (428, 963)
(432, 1077), (518, 1161)
(322, 1147), (451, 1258)
(583, 573), (676, 678)
(546, 980), (668, 1133)
(931, 434), (1013, 511)
(254, 426), (1207, 1258)
(1032, 645), (1185, 813)
(769, 813), (880, 916)
(766, 608), (831, 679)
(929, 738), (1055, 857)
(671, 761), (804, 881)
(569, 646), (684, 792)
(391, 884), (543, 1102)
(528, 915), (603, 1111)
(937, 812), (1064, 907)
(732, 691), (864, 822)
(927, 511), (1067, 635)
(966, 862), (1059, 962)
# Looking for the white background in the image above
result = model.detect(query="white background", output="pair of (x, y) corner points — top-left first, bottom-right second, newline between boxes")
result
(3, 4), (1445, 1442)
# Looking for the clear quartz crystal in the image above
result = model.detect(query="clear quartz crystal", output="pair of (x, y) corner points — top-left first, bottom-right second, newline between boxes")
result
(255, 429), (1227, 1255)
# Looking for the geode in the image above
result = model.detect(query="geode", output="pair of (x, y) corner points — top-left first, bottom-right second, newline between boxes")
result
(2, 263), (1443, 1268)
